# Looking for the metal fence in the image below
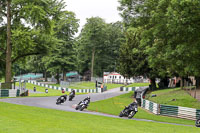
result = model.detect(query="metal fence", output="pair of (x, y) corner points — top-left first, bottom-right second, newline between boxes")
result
(91, 77), (103, 83)
(0, 89), (21, 97)
(141, 98), (200, 120)
(28, 80), (106, 93)
(120, 88), (200, 120)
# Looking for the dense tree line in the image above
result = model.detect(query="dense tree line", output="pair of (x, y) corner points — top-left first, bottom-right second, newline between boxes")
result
(0, 1), (124, 85)
(118, 0), (200, 89)
(2, 0), (199, 89)
(75, 17), (124, 77)
(0, 0), (79, 85)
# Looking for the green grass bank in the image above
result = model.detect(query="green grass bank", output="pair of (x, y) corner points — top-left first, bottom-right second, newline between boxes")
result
(88, 92), (195, 125)
(0, 102), (199, 133)
(146, 88), (200, 109)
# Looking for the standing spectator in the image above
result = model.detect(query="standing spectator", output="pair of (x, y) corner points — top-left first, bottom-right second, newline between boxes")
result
(33, 87), (36, 92)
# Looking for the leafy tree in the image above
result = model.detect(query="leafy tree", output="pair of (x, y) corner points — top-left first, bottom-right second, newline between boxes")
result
(43, 11), (79, 83)
(0, 0), (66, 88)
(118, 0), (200, 89)
(76, 18), (124, 78)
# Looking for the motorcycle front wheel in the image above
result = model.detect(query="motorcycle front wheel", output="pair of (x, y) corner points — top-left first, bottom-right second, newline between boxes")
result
(56, 99), (61, 105)
(75, 105), (80, 110)
(195, 119), (200, 127)
(128, 111), (136, 119)
(119, 112), (123, 117)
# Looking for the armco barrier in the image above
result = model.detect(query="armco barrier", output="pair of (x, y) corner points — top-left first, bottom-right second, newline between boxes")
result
(28, 80), (106, 93)
(0, 89), (21, 97)
(141, 98), (200, 120)
(141, 99), (159, 115)
(120, 86), (149, 92)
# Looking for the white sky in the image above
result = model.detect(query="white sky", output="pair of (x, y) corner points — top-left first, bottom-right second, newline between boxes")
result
(64, 0), (122, 35)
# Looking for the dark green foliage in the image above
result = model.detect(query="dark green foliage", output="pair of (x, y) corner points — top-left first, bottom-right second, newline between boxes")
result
(76, 17), (124, 77)
(118, 0), (200, 89)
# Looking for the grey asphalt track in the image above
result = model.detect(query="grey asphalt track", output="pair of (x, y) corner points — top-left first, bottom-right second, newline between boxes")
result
(0, 87), (194, 127)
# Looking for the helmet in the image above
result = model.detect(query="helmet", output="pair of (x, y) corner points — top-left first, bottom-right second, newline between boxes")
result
(134, 100), (138, 104)
(87, 96), (90, 99)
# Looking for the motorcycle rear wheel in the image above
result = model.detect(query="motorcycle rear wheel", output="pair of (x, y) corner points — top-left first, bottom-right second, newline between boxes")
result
(128, 111), (136, 119)
(80, 105), (86, 111)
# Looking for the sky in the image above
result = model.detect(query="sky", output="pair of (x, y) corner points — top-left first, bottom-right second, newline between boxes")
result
(64, 0), (122, 34)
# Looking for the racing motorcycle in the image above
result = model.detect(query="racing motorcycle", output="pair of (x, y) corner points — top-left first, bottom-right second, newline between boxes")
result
(196, 114), (200, 127)
(69, 91), (75, 101)
(56, 95), (67, 105)
(119, 102), (138, 119)
(75, 98), (90, 111)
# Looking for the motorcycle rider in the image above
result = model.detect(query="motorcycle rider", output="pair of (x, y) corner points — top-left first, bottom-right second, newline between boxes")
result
(78, 96), (90, 105)
(59, 94), (67, 102)
(128, 100), (138, 108)
(70, 89), (75, 96)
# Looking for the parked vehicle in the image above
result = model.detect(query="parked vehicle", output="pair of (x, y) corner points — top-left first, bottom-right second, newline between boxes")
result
(69, 90), (75, 101)
(56, 95), (67, 105)
(75, 96), (90, 111)
(119, 101), (138, 119)
(196, 114), (200, 127)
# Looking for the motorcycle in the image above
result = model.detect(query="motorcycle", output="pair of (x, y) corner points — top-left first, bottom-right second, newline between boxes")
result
(75, 99), (90, 111)
(56, 95), (67, 105)
(196, 114), (200, 127)
(119, 103), (138, 119)
(69, 92), (75, 101)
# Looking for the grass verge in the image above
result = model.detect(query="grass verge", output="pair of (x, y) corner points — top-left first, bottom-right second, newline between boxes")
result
(50, 82), (122, 90)
(88, 92), (195, 125)
(126, 83), (150, 87)
(0, 101), (199, 133)
(146, 87), (200, 109)
(18, 83), (84, 97)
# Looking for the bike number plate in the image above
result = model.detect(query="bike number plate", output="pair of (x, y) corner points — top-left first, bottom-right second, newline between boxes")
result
(135, 108), (138, 111)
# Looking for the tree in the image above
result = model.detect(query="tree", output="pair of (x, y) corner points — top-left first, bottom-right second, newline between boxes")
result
(75, 18), (124, 78)
(76, 17), (108, 78)
(119, 27), (157, 89)
(43, 11), (79, 83)
(118, 0), (200, 89)
(0, 0), (66, 88)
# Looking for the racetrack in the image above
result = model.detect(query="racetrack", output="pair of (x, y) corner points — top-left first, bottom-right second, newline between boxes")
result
(0, 87), (194, 127)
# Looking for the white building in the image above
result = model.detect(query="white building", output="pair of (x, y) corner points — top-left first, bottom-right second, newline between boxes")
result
(103, 72), (149, 84)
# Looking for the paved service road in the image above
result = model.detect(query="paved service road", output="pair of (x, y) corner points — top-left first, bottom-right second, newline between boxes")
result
(0, 88), (194, 127)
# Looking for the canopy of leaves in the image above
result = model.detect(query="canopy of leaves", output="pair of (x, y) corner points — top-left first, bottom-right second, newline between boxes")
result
(118, 0), (200, 80)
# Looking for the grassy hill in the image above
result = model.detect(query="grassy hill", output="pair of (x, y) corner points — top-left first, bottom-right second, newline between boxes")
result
(0, 101), (199, 133)
(146, 88), (200, 109)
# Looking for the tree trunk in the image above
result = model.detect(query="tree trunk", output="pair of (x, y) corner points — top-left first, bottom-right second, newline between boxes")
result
(195, 76), (200, 89)
(5, 0), (12, 89)
(56, 69), (60, 84)
(150, 78), (156, 90)
(63, 70), (66, 81)
(44, 70), (47, 82)
(180, 77), (184, 89)
(91, 47), (95, 79)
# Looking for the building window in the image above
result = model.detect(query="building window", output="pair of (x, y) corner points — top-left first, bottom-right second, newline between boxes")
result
(119, 76), (121, 79)
(115, 76), (116, 79)
(110, 76), (112, 79)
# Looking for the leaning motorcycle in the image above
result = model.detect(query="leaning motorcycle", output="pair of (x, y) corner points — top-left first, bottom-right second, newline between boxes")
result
(75, 100), (90, 111)
(69, 93), (75, 101)
(119, 104), (138, 119)
(56, 95), (67, 105)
